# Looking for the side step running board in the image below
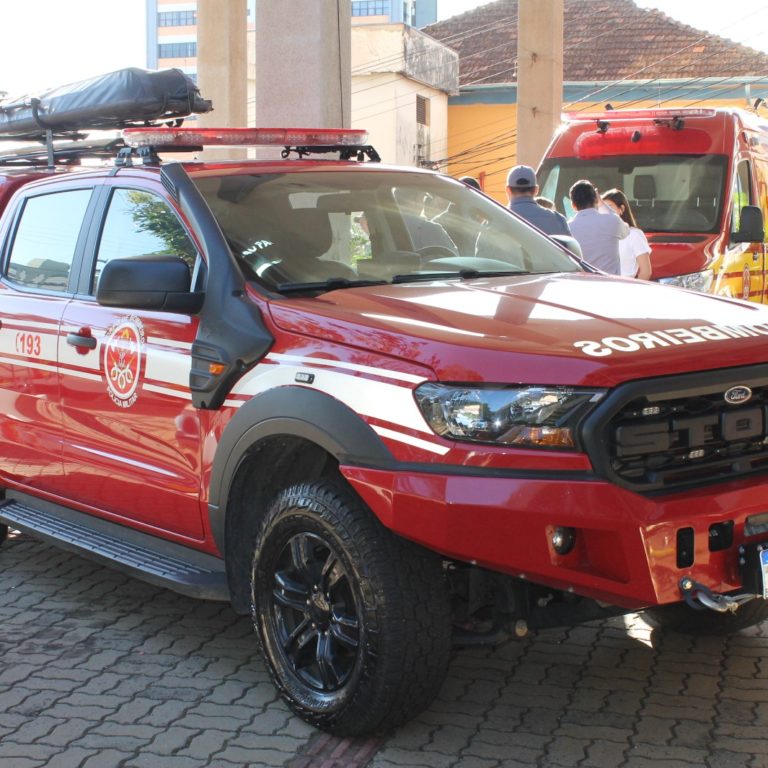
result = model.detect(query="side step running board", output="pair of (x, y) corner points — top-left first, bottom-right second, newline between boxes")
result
(0, 494), (229, 602)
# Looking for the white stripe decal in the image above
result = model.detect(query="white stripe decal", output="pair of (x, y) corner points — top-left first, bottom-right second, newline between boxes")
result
(143, 383), (192, 400)
(0, 356), (57, 374)
(265, 352), (427, 384)
(145, 348), (192, 388)
(147, 337), (194, 351)
(69, 443), (180, 478)
(3, 319), (60, 331)
(60, 369), (102, 382)
(371, 425), (450, 455)
(231, 363), (431, 434)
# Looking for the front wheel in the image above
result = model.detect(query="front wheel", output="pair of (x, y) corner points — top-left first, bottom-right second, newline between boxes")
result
(251, 479), (451, 736)
(644, 598), (768, 635)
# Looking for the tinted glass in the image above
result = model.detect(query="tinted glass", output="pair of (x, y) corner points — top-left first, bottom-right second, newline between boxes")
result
(93, 188), (197, 293)
(538, 155), (728, 234)
(6, 189), (92, 292)
(193, 170), (581, 291)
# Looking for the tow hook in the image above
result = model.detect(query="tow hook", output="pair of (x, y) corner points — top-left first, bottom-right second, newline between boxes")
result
(679, 577), (756, 613)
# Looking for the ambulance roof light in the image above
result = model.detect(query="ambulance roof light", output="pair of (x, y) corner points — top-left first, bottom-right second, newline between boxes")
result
(563, 108), (716, 122)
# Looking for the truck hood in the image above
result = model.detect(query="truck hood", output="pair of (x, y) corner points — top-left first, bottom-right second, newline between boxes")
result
(268, 272), (768, 388)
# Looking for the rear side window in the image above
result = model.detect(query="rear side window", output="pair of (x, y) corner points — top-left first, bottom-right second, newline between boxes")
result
(6, 189), (92, 292)
(92, 188), (198, 293)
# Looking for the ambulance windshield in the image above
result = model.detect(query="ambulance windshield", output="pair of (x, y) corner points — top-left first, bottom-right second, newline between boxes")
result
(537, 155), (728, 234)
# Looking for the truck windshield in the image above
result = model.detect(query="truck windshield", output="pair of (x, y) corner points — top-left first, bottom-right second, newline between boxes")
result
(537, 155), (728, 234)
(193, 169), (581, 292)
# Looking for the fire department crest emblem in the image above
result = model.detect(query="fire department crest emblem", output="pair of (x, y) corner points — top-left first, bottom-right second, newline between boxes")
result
(103, 317), (145, 408)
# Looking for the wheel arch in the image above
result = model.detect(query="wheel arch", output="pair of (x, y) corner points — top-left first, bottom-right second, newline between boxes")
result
(208, 386), (393, 613)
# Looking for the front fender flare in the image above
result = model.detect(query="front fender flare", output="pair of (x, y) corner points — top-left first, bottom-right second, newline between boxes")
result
(208, 386), (394, 551)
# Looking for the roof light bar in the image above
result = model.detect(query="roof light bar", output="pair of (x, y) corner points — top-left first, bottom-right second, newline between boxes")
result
(122, 127), (369, 148)
(563, 108), (716, 121)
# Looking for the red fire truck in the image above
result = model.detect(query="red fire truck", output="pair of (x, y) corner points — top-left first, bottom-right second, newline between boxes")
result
(4, 72), (768, 735)
(538, 107), (768, 299)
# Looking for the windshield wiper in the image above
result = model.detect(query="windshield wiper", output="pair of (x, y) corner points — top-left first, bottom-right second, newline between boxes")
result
(275, 277), (388, 294)
(392, 269), (530, 283)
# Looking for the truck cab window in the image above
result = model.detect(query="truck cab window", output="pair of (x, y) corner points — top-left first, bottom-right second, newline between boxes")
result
(92, 188), (199, 293)
(6, 189), (92, 292)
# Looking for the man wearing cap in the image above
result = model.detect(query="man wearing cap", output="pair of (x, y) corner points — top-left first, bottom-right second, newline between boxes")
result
(506, 165), (571, 236)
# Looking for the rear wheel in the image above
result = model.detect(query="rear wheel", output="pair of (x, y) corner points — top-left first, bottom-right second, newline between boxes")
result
(251, 479), (451, 735)
(644, 598), (768, 635)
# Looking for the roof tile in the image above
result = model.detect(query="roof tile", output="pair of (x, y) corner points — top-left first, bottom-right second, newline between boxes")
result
(423, 0), (768, 86)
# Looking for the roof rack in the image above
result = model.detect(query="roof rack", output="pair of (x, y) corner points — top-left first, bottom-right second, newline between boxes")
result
(0, 67), (211, 168)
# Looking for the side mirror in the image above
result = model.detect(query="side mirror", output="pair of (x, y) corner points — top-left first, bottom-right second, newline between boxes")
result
(731, 205), (765, 243)
(96, 255), (204, 313)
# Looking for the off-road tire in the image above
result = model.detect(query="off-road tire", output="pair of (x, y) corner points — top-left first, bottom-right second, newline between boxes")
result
(644, 598), (768, 635)
(251, 479), (451, 735)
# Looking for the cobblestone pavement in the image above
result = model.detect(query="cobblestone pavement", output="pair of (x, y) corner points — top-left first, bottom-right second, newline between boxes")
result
(1, 530), (767, 768)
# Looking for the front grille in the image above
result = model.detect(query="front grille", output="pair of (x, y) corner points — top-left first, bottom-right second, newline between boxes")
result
(582, 364), (768, 493)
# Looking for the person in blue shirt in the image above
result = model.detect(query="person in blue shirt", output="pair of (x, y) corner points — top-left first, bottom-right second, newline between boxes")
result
(506, 165), (571, 236)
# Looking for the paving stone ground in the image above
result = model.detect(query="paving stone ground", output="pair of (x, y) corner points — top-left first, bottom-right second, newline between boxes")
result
(1, 529), (767, 768)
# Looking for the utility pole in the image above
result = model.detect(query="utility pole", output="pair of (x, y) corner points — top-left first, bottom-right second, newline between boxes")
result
(516, 0), (563, 168)
(196, 0), (247, 128)
(255, 0), (351, 129)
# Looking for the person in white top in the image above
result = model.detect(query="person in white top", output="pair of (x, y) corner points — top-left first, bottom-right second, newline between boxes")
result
(567, 180), (629, 274)
(602, 188), (652, 280)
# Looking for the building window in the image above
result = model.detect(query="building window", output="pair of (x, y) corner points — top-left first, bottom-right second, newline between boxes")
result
(158, 42), (198, 59)
(416, 95), (429, 126)
(352, 1), (390, 16)
(158, 10), (197, 26)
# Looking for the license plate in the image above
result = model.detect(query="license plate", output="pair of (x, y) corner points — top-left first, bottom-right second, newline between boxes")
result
(740, 542), (768, 598)
(760, 548), (768, 599)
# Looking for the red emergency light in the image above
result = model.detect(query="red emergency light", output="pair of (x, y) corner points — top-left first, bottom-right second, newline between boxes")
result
(574, 125), (714, 158)
(122, 127), (370, 148)
(564, 108), (716, 122)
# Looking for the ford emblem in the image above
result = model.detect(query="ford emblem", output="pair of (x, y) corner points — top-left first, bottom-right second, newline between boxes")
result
(724, 385), (752, 405)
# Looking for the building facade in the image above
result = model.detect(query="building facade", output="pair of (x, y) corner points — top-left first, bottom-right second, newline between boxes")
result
(146, 0), (437, 80)
(144, 0), (452, 167)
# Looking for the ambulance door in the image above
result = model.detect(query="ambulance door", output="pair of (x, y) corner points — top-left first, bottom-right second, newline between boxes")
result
(753, 158), (768, 303)
(727, 160), (764, 302)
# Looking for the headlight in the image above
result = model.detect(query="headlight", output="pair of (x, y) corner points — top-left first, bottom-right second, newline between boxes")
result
(414, 383), (606, 449)
(657, 270), (713, 293)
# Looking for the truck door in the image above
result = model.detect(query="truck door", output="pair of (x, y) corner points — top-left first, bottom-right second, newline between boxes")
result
(0, 186), (96, 496)
(726, 160), (764, 302)
(58, 183), (205, 540)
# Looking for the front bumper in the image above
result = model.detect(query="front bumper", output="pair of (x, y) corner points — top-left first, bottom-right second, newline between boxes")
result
(342, 465), (768, 609)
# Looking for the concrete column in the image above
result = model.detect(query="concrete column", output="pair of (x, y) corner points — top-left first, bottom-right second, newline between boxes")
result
(255, 0), (351, 128)
(516, 0), (563, 168)
(196, 0), (247, 128)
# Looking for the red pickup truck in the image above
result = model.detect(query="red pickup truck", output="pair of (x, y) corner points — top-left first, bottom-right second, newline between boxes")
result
(2, 70), (768, 736)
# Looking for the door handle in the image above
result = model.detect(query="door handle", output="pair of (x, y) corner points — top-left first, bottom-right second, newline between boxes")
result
(66, 332), (97, 350)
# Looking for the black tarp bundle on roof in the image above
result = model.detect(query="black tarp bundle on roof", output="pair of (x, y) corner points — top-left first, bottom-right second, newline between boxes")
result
(0, 68), (213, 140)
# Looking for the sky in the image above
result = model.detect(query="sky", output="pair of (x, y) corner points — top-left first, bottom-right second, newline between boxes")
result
(0, 1), (766, 97)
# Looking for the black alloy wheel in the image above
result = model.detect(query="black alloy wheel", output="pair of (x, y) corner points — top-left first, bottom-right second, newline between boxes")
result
(251, 478), (451, 735)
(269, 531), (360, 694)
